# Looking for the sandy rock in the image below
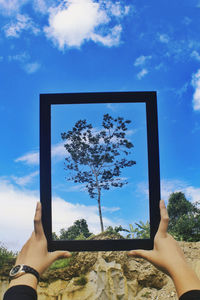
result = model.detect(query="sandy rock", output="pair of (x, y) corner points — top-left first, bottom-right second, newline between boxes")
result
(0, 242), (199, 300)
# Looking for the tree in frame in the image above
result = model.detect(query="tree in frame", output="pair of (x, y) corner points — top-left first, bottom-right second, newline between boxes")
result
(61, 113), (136, 233)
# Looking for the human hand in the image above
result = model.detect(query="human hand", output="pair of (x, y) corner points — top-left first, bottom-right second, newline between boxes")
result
(13, 202), (71, 276)
(128, 200), (200, 297)
(128, 200), (187, 276)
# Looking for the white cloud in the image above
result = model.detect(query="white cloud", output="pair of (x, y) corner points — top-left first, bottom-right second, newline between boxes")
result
(2, 0), (130, 49)
(33, 0), (52, 14)
(138, 178), (200, 207)
(159, 33), (170, 44)
(191, 69), (200, 111)
(134, 55), (152, 67)
(12, 171), (39, 186)
(23, 62), (41, 74)
(3, 13), (40, 38)
(124, 5), (130, 15)
(137, 68), (148, 80)
(52, 196), (116, 235)
(160, 179), (187, 202)
(44, 0), (128, 49)
(15, 151), (39, 165)
(0, 179), (118, 252)
(161, 179), (200, 205)
(8, 52), (30, 63)
(102, 206), (120, 213)
(184, 186), (200, 205)
(52, 142), (68, 159)
(64, 183), (86, 192)
(155, 63), (164, 70)
(15, 142), (67, 165)
(8, 52), (41, 74)
(15, 125), (134, 166)
(176, 82), (189, 98)
(183, 16), (192, 26)
(90, 24), (122, 47)
(44, 0), (108, 49)
(0, 179), (39, 252)
(109, 2), (121, 16)
(0, 0), (28, 15)
(105, 1), (131, 17)
(126, 129), (138, 136)
(106, 103), (118, 112)
(191, 50), (200, 61)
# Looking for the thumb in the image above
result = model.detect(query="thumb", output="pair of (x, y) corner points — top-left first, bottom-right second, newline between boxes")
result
(128, 249), (152, 260)
(50, 250), (72, 262)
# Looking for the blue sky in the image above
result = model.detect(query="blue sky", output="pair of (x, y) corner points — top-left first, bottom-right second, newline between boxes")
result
(0, 0), (200, 251)
(51, 102), (149, 236)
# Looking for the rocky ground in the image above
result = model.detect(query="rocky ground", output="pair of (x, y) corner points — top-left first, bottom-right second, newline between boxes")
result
(0, 241), (200, 299)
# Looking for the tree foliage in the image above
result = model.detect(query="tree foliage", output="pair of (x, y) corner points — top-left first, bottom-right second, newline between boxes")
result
(167, 192), (200, 241)
(105, 222), (150, 239)
(58, 219), (92, 240)
(126, 221), (150, 239)
(61, 114), (136, 232)
(52, 232), (59, 241)
(105, 225), (129, 235)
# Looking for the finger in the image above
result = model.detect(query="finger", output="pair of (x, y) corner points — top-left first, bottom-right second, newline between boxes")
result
(50, 251), (72, 262)
(157, 200), (169, 237)
(128, 249), (152, 260)
(34, 202), (45, 237)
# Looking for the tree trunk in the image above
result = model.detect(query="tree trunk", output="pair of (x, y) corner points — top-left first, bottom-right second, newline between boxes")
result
(97, 188), (104, 232)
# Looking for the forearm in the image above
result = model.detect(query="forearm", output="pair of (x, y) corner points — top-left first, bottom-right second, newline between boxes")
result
(9, 274), (38, 291)
(169, 262), (200, 298)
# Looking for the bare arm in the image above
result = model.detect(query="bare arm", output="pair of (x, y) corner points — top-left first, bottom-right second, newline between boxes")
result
(8, 202), (71, 291)
(128, 200), (200, 298)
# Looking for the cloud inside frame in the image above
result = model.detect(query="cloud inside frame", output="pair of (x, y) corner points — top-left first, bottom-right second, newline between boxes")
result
(15, 123), (136, 166)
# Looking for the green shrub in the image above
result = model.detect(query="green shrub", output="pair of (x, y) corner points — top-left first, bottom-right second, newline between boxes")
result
(49, 257), (72, 270)
(0, 243), (17, 266)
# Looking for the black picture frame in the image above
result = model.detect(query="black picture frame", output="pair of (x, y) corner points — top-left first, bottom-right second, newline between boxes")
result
(40, 91), (160, 252)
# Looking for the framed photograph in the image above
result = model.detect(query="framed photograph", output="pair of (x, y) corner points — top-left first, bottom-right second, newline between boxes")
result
(40, 91), (160, 252)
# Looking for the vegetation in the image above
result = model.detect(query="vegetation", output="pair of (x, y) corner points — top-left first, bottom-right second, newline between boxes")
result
(1, 192), (199, 269)
(54, 219), (92, 241)
(0, 243), (17, 266)
(126, 221), (150, 239)
(61, 114), (135, 232)
(167, 192), (200, 242)
(105, 225), (129, 235)
(49, 257), (72, 270)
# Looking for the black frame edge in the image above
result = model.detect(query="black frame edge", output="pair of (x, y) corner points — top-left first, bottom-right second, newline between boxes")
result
(40, 91), (160, 252)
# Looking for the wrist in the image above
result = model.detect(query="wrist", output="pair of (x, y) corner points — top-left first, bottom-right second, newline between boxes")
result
(9, 273), (38, 291)
(169, 262), (200, 297)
